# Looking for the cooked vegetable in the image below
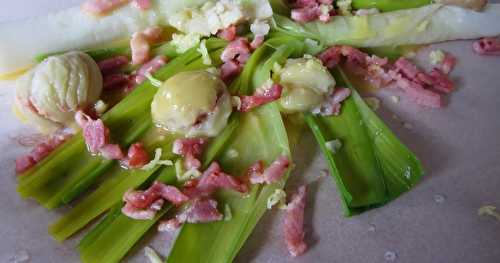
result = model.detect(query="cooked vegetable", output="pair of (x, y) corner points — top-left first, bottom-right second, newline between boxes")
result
(305, 68), (423, 215)
(277, 57), (335, 113)
(274, 4), (500, 48)
(14, 51), (102, 134)
(151, 70), (233, 137)
(352, 0), (431, 12)
(0, 0), (209, 76)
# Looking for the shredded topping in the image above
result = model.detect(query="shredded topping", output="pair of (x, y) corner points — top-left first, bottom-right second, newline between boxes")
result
(284, 185), (308, 257)
(141, 148), (173, 170)
(325, 139), (342, 154)
(134, 55), (167, 84)
(267, 189), (287, 209)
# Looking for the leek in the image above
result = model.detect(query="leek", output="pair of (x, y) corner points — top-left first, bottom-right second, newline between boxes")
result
(273, 4), (500, 48)
(305, 68), (424, 216)
(352, 0), (431, 12)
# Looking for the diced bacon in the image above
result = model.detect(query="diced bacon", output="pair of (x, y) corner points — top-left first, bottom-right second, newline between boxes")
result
(250, 36), (265, 50)
(142, 26), (163, 43)
(99, 144), (124, 160)
(239, 83), (283, 112)
(428, 69), (455, 94)
(121, 202), (156, 220)
(82, 0), (129, 16)
(339, 46), (368, 65)
(98, 55), (129, 75)
(249, 155), (290, 185)
(150, 198), (165, 211)
(318, 46), (342, 68)
(124, 143), (150, 168)
(473, 37), (500, 56)
(284, 185), (307, 257)
(291, 5), (320, 23)
(173, 138), (206, 170)
(221, 38), (251, 64)
(295, 0), (318, 7)
(134, 55), (167, 84)
(437, 53), (456, 75)
(124, 181), (189, 209)
(392, 72), (442, 108)
(158, 218), (182, 232)
(15, 155), (36, 174)
(395, 57), (420, 79)
(217, 25), (237, 41)
(183, 162), (248, 198)
(131, 0), (151, 11)
(103, 73), (130, 90)
(177, 198), (223, 224)
(220, 60), (243, 84)
(312, 87), (351, 116)
(366, 55), (388, 66)
(83, 119), (109, 154)
(131, 32), (150, 65)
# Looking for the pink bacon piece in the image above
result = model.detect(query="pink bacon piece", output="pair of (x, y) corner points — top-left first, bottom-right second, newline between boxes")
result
(124, 181), (189, 209)
(98, 55), (129, 75)
(15, 132), (72, 174)
(284, 185), (308, 257)
(131, 0), (151, 10)
(134, 55), (167, 84)
(221, 37), (251, 64)
(428, 69), (455, 94)
(75, 111), (110, 154)
(217, 25), (237, 41)
(390, 72), (442, 108)
(248, 155), (290, 185)
(142, 26), (163, 43)
(131, 32), (150, 65)
(158, 198), (223, 231)
(291, 5), (320, 23)
(82, 0), (129, 16)
(473, 37), (500, 56)
(123, 142), (150, 169)
(250, 36), (265, 50)
(172, 138), (207, 170)
(437, 52), (456, 75)
(99, 144), (124, 160)
(183, 162), (248, 198)
(220, 60), (243, 84)
(239, 83), (283, 112)
(103, 73), (130, 90)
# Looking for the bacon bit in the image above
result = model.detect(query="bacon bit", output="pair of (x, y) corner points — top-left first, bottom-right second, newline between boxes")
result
(217, 25), (237, 41)
(131, 32), (150, 65)
(248, 155), (290, 185)
(15, 156), (36, 174)
(103, 73), (130, 90)
(183, 162), (248, 198)
(391, 72), (442, 108)
(250, 36), (265, 50)
(121, 202), (157, 220)
(98, 56), (129, 75)
(134, 55), (167, 84)
(75, 111), (110, 154)
(131, 0), (151, 11)
(124, 143), (150, 169)
(312, 87), (351, 116)
(239, 83), (283, 112)
(428, 69), (455, 94)
(82, 0), (129, 16)
(124, 181), (189, 209)
(172, 138), (206, 170)
(220, 60), (243, 84)
(177, 198), (223, 224)
(473, 37), (500, 56)
(437, 53), (456, 75)
(395, 57), (420, 79)
(142, 26), (163, 43)
(221, 37), (251, 64)
(291, 0), (335, 23)
(99, 144), (125, 160)
(318, 47), (342, 68)
(284, 185), (307, 257)
(291, 6), (320, 23)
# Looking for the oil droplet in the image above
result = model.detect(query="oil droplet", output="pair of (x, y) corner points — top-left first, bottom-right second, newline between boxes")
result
(433, 194), (446, 204)
(368, 224), (376, 232)
(8, 249), (30, 263)
(384, 251), (397, 261)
